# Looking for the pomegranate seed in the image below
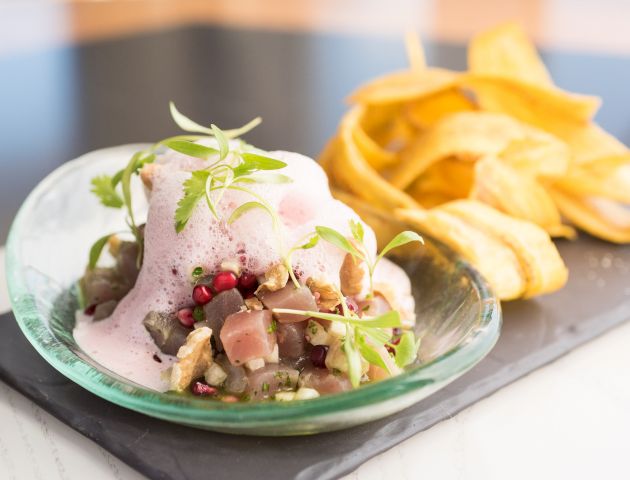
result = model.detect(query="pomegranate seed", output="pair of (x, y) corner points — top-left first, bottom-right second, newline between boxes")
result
(391, 336), (401, 346)
(84, 304), (97, 315)
(310, 345), (328, 368)
(334, 298), (359, 315)
(392, 327), (402, 336)
(238, 272), (258, 290)
(191, 382), (217, 397)
(386, 345), (396, 355)
(192, 284), (213, 305)
(152, 354), (162, 363)
(177, 307), (195, 328)
(221, 395), (239, 403)
(213, 271), (238, 293)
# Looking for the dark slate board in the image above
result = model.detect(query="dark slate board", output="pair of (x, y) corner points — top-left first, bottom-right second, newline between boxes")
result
(2, 233), (630, 480)
(2, 25), (630, 480)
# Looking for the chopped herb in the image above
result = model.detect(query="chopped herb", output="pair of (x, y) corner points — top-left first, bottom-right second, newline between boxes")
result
(267, 319), (278, 333)
(192, 266), (203, 278)
(262, 382), (270, 393)
(192, 306), (205, 322)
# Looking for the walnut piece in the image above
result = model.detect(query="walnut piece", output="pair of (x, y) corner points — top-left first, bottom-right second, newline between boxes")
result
(255, 263), (289, 293)
(170, 327), (213, 392)
(306, 277), (340, 310)
(339, 252), (365, 296)
(140, 163), (157, 190)
(244, 296), (264, 310)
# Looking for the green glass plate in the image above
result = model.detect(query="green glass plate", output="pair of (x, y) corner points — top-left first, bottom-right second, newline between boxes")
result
(5, 145), (501, 436)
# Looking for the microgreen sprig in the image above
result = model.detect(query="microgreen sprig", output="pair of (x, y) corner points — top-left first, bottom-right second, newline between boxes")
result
(273, 305), (420, 387)
(316, 221), (424, 297)
(88, 102), (269, 269)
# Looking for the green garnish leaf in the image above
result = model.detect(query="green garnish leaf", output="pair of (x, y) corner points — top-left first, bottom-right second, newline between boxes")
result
(121, 152), (142, 233)
(174, 170), (210, 232)
(223, 117), (262, 139)
(192, 266), (203, 278)
(349, 219), (365, 243)
(90, 175), (124, 208)
(377, 231), (424, 263)
(233, 153), (287, 177)
(234, 173), (293, 184)
(169, 101), (213, 135)
(315, 226), (363, 260)
(357, 333), (389, 372)
(343, 325), (362, 388)
(227, 201), (270, 225)
(394, 331), (420, 368)
(164, 140), (219, 160)
(211, 124), (229, 160)
(88, 234), (114, 269)
(298, 235), (319, 250)
(361, 326), (391, 345)
(355, 310), (402, 328)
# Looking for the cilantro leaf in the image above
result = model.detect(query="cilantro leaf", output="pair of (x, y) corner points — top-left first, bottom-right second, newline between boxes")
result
(90, 175), (123, 208)
(174, 170), (210, 232)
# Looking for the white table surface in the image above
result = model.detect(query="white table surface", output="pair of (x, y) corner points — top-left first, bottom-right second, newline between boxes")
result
(1, 244), (629, 480)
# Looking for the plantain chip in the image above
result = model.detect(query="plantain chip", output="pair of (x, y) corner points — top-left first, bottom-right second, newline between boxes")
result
(439, 200), (569, 298)
(460, 73), (600, 131)
(468, 22), (553, 86)
(470, 156), (575, 238)
(549, 187), (630, 244)
(388, 111), (567, 189)
(331, 106), (420, 209)
(405, 88), (477, 129)
(395, 207), (526, 300)
(348, 68), (458, 105)
(350, 111), (397, 170)
(553, 163), (630, 204)
(407, 157), (474, 200)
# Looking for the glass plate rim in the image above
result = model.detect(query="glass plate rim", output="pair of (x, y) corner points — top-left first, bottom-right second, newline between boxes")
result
(5, 146), (502, 426)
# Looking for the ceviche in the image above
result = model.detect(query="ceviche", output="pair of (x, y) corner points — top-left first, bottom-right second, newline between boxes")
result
(75, 104), (423, 403)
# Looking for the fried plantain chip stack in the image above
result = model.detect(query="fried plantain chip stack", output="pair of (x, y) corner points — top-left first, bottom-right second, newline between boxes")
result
(321, 23), (630, 300)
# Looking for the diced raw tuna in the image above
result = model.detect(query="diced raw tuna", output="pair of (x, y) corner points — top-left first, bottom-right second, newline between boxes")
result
(358, 294), (391, 317)
(258, 285), (317, 323)
(220, 310), (277, 365)
(247, 364), (299, 400)
(115, 241), (140, 286)
(277, 321), (307, 359)
(215, 354), (249, 394)
(142, 311), (190, 356)
(198, 288), (244, 351)
(299, 367), (352, 394)
(81, 268), (124, 305)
